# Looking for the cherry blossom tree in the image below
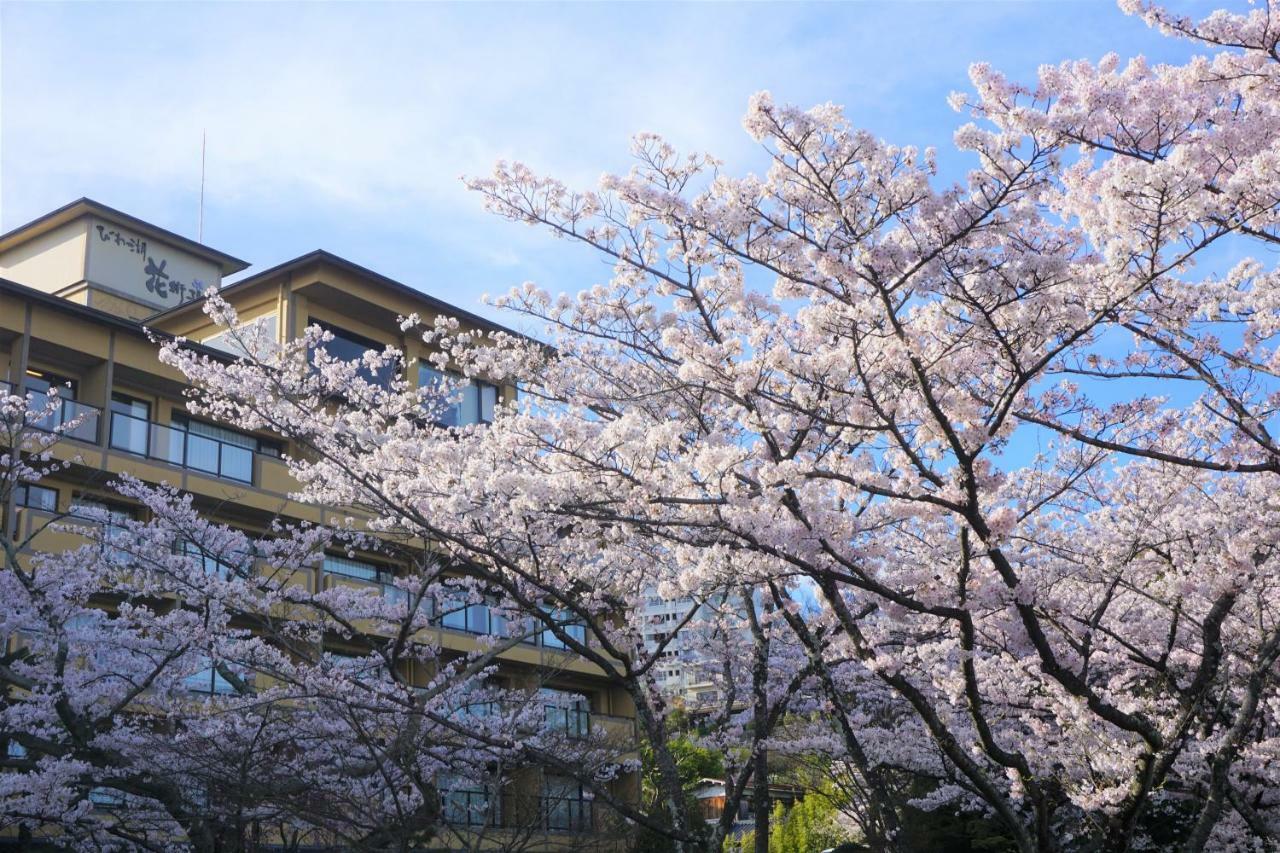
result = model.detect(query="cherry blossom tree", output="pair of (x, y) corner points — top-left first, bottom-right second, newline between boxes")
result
(132, 1), (1280, 851)
(456, 3), (1275, 850)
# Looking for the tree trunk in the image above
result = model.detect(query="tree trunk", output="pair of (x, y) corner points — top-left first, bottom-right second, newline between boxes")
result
(752, 744), (770, 853)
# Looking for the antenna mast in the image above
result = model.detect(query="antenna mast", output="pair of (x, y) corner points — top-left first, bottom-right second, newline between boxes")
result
(198, 130), (207, 243)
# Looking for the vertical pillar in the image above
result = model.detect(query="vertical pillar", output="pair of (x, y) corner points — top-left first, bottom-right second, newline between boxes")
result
(14, 305), (32, 394)
(4, 305), (34, 541)
(99, 330), (115, 454)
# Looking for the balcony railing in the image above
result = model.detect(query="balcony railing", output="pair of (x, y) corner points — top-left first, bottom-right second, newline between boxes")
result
(109, 411), (255, 484)
(435, 600), (588, 650)
(1, 380), (101, 443)
(322, 571), (410, 603)
(590, 712), (638, 744)
(439, 792), (595, 834)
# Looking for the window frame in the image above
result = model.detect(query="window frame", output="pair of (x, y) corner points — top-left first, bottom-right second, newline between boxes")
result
(14, 482), (58, 512)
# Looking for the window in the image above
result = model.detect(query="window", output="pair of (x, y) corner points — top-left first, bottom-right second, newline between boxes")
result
(168, 414), (277, 482)
(459, 699), (503, 718)
(541, 689), (590, 739)
(310, 319), (395, 389)
(88, 787), (126, 810)
(440, 774), (501, 827)
(14, 483), (57, 512)
(25, 368), (76, 398)
(324, 555), (409, 605)
(543, 775), (591, 832)
(439, 594), (507, 636)
(202, 313), (278, 359)
(419, 366), (499, 427)
(24, 369), (97, 442)
(178, 539), (250, 579)
(541, 610), (587, 650)
(109, 393), (276, 483)
(71, 498), (134, 558)
(325, 649), (382, 683)
(109, 393), (151, 456)
(324, 554), (392, 583)
(172, 415), (282, 457)
(184, 655), (246, 695)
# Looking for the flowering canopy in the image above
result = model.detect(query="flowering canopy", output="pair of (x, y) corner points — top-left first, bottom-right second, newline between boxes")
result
(454, 3), (1275, 849)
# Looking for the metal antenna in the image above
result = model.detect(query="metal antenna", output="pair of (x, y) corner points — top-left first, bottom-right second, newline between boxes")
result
(198, 130), (207, 243)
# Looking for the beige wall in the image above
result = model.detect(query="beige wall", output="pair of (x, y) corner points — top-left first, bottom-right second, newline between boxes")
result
(0, 220), (88, 295)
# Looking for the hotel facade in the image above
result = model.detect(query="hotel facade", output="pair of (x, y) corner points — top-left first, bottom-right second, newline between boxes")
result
(0, 199), (640, 851)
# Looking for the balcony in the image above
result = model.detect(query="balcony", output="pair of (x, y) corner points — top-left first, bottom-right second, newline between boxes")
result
(109, 411), (255, 484)
(1, 379), (101, 443)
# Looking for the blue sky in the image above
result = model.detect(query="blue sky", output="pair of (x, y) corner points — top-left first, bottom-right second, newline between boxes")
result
(1, 1), (1198, 336)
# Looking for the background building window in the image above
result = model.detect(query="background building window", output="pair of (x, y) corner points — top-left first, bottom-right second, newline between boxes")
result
(184, 656), (243, 695)
(541, 610), (587, 650)
(109, 393), (151, 456)
(178, 539), (250, 579)
(71, 498), (134, 559)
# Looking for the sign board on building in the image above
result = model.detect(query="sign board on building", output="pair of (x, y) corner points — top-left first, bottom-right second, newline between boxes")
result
(86, 217), (223, 310)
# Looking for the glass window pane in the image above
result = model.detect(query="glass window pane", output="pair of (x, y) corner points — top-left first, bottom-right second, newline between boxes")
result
(109, 411), (146, 455)
(152, 422), (185, 465)
(460, 384), (479, 425)
(442, 604), (468, 631)
(202, 313), (278, 359)
(62, 401), (99, 442)
(177, 416), (256, 450)
(479, 383), (497, 423)
(419, 366), (462, 426)
(185, 433), (220, 473)
(110, 394), (149, 419)
(466, 603), (490, 634)
(220, 444), (253, 482)
(312, 320), (394, 388)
